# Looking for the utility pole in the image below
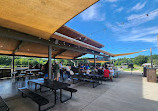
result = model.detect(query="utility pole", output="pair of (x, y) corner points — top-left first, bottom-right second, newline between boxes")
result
(150, 48), (153, 68)
(157, 34), (158, 50)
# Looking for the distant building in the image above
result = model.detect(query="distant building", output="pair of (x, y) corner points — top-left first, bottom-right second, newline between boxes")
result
(142, 63), (154, 68)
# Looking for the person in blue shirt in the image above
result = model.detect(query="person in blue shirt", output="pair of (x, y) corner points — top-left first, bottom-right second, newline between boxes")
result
(80, 64), (84, 71)
(85, 63), (89, 70)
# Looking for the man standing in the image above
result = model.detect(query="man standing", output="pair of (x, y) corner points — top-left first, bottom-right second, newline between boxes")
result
(54, 61), (60, 81)
(66, 64), (71, 81)
(59, 62), (64, 81)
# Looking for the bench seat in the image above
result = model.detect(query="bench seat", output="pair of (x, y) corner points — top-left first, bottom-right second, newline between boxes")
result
(60, 87), (77, 103)
(63, 87), (77, 93)
(0, 96), (9, 111)
(19, 88), (49, 111)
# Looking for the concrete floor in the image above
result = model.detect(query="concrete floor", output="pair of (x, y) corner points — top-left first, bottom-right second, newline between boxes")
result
(1, 71), (158, 111)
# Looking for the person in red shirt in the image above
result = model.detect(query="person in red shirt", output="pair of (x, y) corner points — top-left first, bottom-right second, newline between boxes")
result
(104, 67), (113, 81)
(104, 67), (110, 78)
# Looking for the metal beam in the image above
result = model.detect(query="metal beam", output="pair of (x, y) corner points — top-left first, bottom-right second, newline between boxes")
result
(12, 56), (15, 72)
(48, 45), (52, 79)
(53, 49), (67, 58)
(53, 32), (113, 56)
(94, 55), (96, 68)
(0, 26), (105, 57)
(12, 40), (23, 54)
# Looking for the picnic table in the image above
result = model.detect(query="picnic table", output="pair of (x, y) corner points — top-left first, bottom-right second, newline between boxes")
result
(28, 78), (70, 104)
(26, 69), (40, 73)
(83, 73), (103, 87)
(72, 73), (103, 88)
(15, 67), (28, 74)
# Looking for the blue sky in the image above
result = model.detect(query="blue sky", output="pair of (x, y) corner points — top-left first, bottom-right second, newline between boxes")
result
(66, 0), (158, 59)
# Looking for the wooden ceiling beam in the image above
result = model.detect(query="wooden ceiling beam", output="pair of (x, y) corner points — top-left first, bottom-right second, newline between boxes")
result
(53, 49), (67, 58)
(74, 53), (87, 59)
(12, 40), (23, 54)
(0, 26), (108, 57)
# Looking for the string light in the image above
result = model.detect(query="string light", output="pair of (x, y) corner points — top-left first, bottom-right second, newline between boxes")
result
(85, 9), (158, 36)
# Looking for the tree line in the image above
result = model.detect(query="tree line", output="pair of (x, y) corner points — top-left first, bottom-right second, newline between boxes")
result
(0, 55), (158, 68)
(112, 55), (158, 66)
(0, 55), (88, 67)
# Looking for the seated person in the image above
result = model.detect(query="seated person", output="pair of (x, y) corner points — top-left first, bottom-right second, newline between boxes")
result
(85, 64), (89, 70)
(104, 67), (113, 81)
(86, 69), (91, 74)
(104, 67), (110, 78)
(35, 64), (39, 69)
(98, 67), (103, 75)
(80, 64), (84, 71)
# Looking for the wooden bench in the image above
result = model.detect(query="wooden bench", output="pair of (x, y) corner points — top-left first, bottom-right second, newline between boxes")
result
(0, 96), (9, 111)
(60, 87), (77, 103)
(18, 88), (49, 111)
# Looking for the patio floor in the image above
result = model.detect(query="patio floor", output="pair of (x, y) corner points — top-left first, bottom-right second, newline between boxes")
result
(1, 71), (158, 111)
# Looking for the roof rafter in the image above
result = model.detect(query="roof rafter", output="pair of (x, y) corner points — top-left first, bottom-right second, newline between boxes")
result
(0, 26), (106, 57)
(53, 49), (67, 58)
(74, 53), (87, 59)
(12, 40), (23, 55)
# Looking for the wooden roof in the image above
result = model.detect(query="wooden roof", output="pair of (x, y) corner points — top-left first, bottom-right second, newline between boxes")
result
(0, 36), (85, 59)
(0, 0), (98, 40)
(56, 26), (104, 48)
(0, 24), (113, 59)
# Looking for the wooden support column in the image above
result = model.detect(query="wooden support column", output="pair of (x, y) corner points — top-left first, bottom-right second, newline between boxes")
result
(94, 55), (96, 68)
(48, 45), (52, 79)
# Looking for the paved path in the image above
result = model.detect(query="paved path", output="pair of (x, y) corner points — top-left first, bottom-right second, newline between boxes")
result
(82, 72), (158, 111)
(6, 71), (158, 111)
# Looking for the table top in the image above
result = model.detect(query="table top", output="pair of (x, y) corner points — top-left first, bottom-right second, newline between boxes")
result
(15, 67), (28, 71)
(26, 69), (40, 72)
(38, 72), (44, 75)
(29, 78), (70, 90)
(19, 74), (25, 76)
(11, 72), (17, 74)
(83, 73), (103, 77)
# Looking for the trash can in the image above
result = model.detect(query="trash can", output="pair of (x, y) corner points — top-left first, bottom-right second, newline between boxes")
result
(146, 68), (157, 83)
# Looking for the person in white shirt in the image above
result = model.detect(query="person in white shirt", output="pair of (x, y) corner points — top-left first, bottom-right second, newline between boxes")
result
(109, 67), (114, 77)
(86, 69), (91, 74)
(59, 62), (63, 69)
(66, 64), (71, 80)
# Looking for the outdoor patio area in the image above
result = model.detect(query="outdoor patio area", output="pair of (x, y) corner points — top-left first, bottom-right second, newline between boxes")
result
(1, 71), (158, 111)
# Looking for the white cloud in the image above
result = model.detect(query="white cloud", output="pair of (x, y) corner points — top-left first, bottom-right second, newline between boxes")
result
(119, 26), (158, 42)
(106, 21), (158, 43)
(131, 2), (146, 11)
(125, 9), (158, 28)
(111, 4), (117, 8)
(115, 7), (124, 12)
(106, 22), (123, 32)
(80, 4), (105, 21)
